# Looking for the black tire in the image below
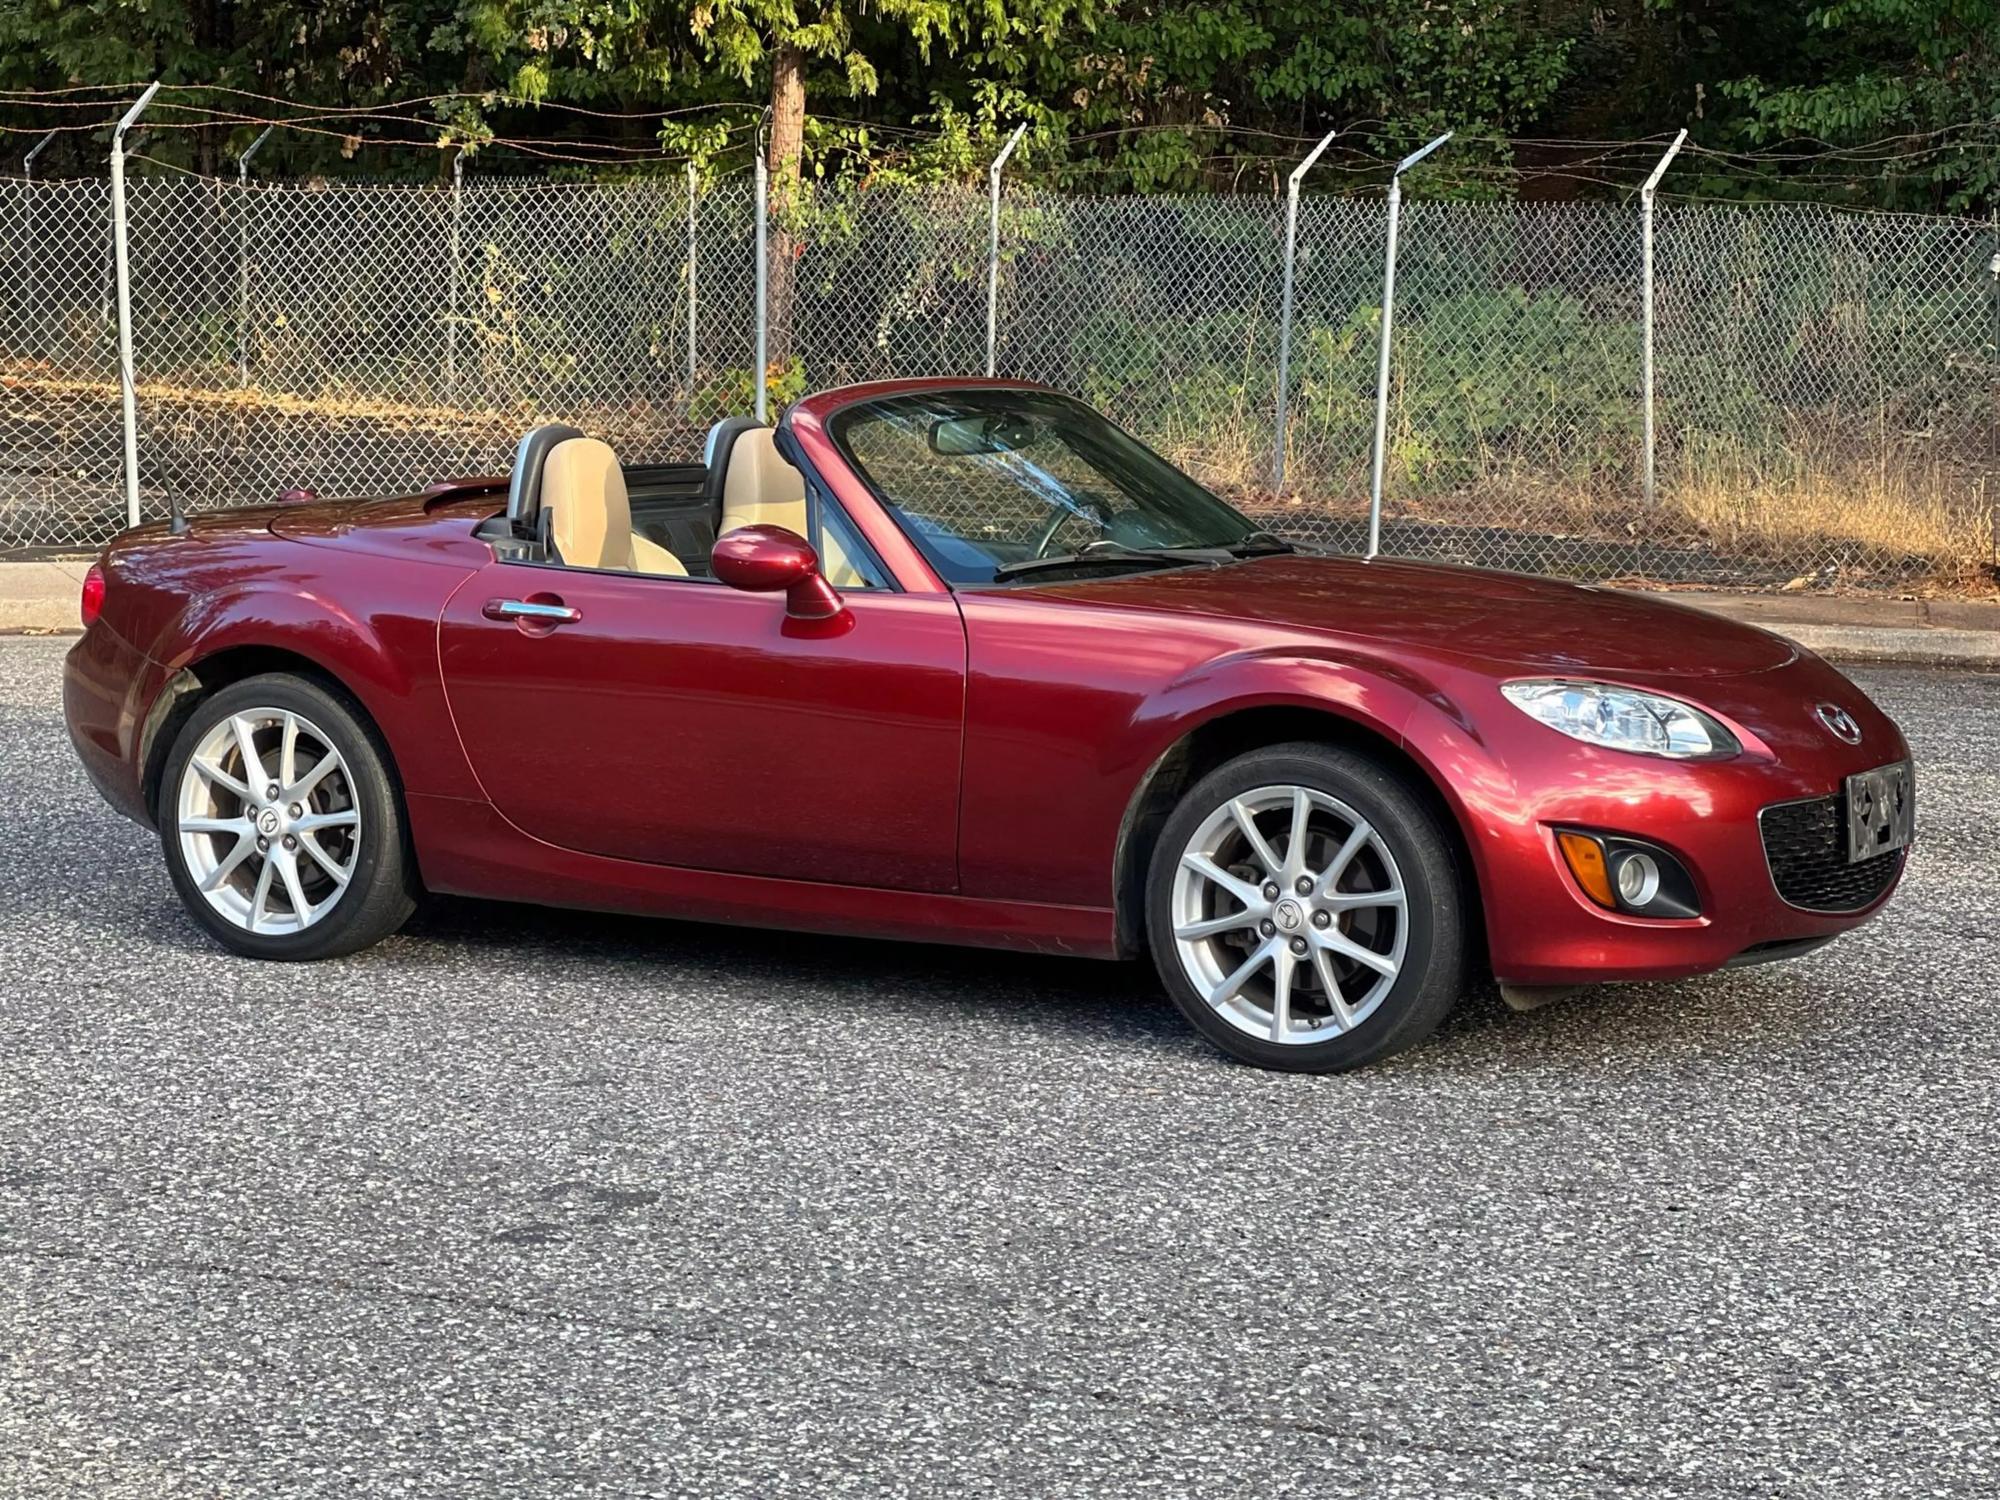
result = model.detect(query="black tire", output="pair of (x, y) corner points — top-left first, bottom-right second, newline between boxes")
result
(1145, 742), (1468, 1073)
(156, 672), (417, 960)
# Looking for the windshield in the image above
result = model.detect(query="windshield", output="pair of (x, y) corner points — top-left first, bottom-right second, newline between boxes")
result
(827, 389), (1266, 585)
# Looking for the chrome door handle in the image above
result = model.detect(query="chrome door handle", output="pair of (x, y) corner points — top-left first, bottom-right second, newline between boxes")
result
(484, 598), (581, 624)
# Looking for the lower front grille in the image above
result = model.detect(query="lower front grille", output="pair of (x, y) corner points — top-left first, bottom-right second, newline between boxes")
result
(1759, 793), (1903, 913)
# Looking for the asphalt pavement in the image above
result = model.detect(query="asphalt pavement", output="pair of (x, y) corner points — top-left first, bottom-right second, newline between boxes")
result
(2, 637), (1995, 1498)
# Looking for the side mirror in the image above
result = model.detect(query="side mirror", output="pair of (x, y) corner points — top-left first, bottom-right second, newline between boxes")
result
(711, 525), (844, 620)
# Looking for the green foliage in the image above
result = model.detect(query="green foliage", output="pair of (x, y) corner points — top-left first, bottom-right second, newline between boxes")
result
(690, 355), (807, 423)
(1714, 0), (2000, 210)
(0, 0), (1993, 211)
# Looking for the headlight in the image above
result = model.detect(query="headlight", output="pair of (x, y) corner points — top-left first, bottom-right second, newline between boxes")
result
(1501, 679), (1739, 759)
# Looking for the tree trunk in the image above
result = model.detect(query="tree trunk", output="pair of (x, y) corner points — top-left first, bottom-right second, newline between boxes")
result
(765, 41), (806, 378)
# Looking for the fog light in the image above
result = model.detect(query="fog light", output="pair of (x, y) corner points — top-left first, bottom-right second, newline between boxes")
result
(1557, 829), (1701, 919)
(1615, 851), (1661, 907)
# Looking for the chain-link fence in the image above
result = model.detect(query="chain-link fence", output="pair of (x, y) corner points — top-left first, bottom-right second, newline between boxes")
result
(0, 170), (1993, 588)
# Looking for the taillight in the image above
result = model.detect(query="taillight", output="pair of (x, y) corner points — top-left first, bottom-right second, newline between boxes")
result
(80, 563), (105, 628)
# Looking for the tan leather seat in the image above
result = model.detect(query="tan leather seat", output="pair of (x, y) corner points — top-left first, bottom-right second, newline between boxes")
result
(718, 426), (865, 588)
(542, 437), (687, 577)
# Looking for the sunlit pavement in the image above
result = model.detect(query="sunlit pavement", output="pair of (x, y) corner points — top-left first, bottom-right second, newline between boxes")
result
(2, 637), (1994, 1497)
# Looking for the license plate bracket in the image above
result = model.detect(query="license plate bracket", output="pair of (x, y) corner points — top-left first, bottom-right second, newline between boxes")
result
(1844, 761), (1913, 863)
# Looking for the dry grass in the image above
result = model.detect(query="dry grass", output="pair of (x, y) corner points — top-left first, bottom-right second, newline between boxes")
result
(1204, 410), (1996, 586)
(1669, 433), (1994, 575)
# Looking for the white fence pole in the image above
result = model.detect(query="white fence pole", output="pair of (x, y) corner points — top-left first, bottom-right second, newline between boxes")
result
(446, 149), (463, 397)
(1367, 130), (1451, 559)
(985, 124), (1027, 378)
(754, 153), (769, 422)
(23, 131), (55, 361)
(236, 124), (275, 387)
(110, 81), (160, 532)
(103, 124), (146, 334)
(686, 161), (699, 392)
(1271, 128), (1339, 493)
(1640, 129), (1688, 508)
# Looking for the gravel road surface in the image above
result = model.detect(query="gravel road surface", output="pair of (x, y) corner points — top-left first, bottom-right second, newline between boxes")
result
(2, 639), (1994, 1497)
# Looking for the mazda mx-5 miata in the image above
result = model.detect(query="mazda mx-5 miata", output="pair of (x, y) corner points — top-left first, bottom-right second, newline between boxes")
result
(65, 379), (1913, 1071)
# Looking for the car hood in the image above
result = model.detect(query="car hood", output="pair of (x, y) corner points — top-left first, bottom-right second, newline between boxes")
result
(1013, 554), (1798, 679)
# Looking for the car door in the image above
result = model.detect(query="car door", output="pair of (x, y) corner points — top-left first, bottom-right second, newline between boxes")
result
(436, 563), (966, 893)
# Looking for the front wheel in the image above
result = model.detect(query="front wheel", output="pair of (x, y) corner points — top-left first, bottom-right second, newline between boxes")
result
(1145, 743), (1468, 1073)
(157, 673), (416, 960)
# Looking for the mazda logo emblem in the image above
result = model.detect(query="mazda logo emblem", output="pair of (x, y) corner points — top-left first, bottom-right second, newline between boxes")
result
(1274, 899), (1304, 932)
(1814, 703), (1862, 745)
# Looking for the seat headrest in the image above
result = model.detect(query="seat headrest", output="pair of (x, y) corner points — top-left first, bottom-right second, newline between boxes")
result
(507, 422), (586, 525)
(722, 427), (807, 517)
(704, 416), (772, 519)
(542, 437), (632, 571)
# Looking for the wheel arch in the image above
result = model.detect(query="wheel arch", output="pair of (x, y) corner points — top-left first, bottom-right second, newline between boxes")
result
(1112, 701), (1487, 967)
(139, 644), (410, 856)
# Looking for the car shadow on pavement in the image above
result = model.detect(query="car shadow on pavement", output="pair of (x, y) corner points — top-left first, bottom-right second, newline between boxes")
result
(390, 896), (1708, 1071)
(398, 895), (1206, 1059)
(133, 887), (1827, 1073)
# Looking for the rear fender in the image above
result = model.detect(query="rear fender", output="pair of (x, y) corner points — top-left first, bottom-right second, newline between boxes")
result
(138, 584), (477, 803)
(158, 585), (414, 704)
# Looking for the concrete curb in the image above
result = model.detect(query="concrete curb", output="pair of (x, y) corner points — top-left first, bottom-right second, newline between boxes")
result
(1739, 622), (2000, 669)
(1652, 591), (2000, 671)
(3, 561), (1996, 669)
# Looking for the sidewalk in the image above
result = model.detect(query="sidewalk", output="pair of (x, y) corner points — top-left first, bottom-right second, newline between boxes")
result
(3, 557), (1997, 667)
(0, 558), (95, 634)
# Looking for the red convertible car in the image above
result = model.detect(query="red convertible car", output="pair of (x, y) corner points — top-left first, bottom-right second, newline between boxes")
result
(65, 379), (1912, 1072)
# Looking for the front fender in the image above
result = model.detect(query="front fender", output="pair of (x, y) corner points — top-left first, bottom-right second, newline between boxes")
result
(1127, 644), (1447, 762)
(1111, 646), (1504, 957)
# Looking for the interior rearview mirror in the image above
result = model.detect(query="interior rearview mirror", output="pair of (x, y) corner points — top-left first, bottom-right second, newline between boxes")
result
(928, 414), (1035, 456)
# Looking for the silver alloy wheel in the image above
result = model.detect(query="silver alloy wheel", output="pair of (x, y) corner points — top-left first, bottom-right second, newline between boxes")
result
(175, 707), (362, 935)
(1170, 784), (1409, 1045)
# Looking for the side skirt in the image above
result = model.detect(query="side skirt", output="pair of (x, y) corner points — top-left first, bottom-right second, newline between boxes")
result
(405, 793), (1120, 959)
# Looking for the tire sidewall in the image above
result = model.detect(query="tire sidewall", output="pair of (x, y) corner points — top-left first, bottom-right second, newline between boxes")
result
(1146, 743), (1465, 1073)
(157, 674), (411, 961)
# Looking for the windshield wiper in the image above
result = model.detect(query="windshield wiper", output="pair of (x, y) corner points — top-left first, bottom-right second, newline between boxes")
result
(1226, 529), (1297, 556)
(992, 542), (1231, 581)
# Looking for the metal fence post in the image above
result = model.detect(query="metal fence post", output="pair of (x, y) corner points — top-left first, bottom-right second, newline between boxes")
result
(235, 125), (275, 387)
(985, 124), (1027, 378)
(1640, 129), (1688, 508)
(686, 161), (699, 393)
(1989, 210), (1999, 562)
(1271, 128), (1339, 493)
(446, 149), (463, 397)
(109, 82), (161, 532)
(22, 131), (55, 360)
(754, 153), (769, 422)
(1367, 131), (1452, 559)
(103, 124), (146, 335)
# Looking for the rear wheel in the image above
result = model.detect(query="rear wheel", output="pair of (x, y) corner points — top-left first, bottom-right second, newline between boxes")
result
(1146, 743), (1467, 1072)
(157, 673), (416, 960)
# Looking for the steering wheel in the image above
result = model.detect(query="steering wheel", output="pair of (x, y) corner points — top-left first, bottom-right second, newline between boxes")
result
(1029, 496), (1114, 558)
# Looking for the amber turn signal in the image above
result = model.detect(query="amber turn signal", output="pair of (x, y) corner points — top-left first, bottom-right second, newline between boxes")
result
(1557, 831), (1616, 909)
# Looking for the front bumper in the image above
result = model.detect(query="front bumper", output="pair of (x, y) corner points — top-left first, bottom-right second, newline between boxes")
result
(1486, 807), (1905, 986)
(1431, 657), (1912, 986)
